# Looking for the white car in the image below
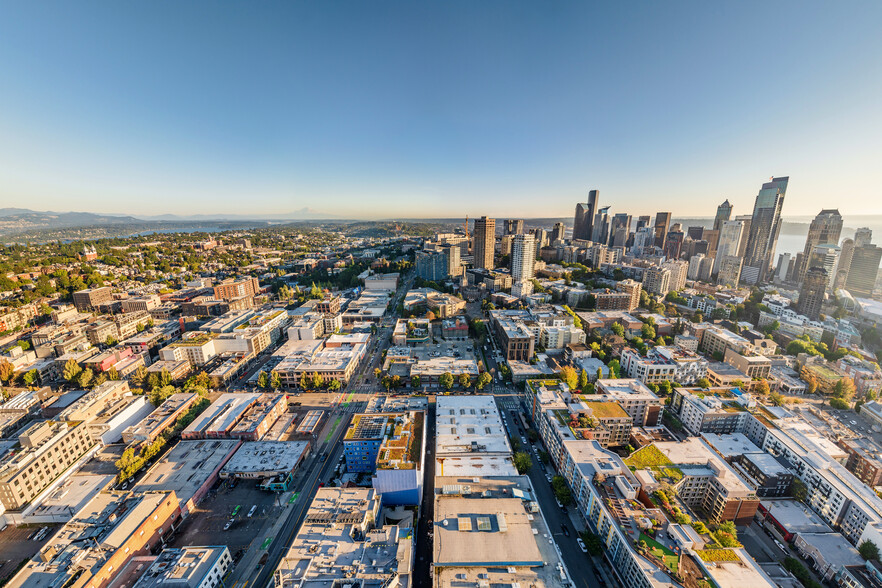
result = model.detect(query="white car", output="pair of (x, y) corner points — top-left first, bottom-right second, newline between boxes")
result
(223, 520), (233, 531)
(577, 538), (587, 553)
(248, 505), (258, 517)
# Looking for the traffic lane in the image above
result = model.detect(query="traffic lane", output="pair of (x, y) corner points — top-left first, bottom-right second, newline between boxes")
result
(496, 401), (600, 588)
(251, 415), (352, 588)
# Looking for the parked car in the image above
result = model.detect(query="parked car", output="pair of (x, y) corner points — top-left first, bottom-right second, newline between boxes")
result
(248, 505), (257, 518)
(577, 537), (587, 553)
(560, 523), (570, 537)
(224, 519), (234, 531)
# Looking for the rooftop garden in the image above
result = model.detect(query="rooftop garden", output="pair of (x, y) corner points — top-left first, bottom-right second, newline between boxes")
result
(624, 445), (672, 469)
(638, 533), (679, 573)
(696, 548), (739, 562)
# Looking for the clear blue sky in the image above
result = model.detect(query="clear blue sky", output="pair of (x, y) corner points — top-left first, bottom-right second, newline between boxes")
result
(1, 2), (881, 219)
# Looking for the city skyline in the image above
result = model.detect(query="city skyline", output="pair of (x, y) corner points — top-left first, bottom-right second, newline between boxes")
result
(2, 2), (882, 217)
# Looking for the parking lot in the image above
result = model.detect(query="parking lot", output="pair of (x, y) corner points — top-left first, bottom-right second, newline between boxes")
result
(168, 477), (288, 562)
(404, 339), (477, 363)
(0, 525), (58, 582)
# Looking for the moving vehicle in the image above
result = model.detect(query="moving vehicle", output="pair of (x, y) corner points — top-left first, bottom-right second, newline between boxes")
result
(248, 505), (257, 517)
(232, 505), (242, 516)
(560, 523), (570, 537)
(577, 537), (587, 553)
(224, 519), (234, 531)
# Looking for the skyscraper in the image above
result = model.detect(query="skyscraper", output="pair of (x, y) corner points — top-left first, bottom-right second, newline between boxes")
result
(653, 212), (672, 249)
(806, 244), (840, 291)
(511, 233), (537, 283)
(591, 206), (611, 245)
(734, 215), (753, 258)
(687, 226), (704, 241)
(632, 226), (655, 256)
(714, 199), (733, 231)
(609, 213), (632, 247)
(636, 216), (651, 231)
(741, 176), (789, 285)
(573, 190), (599, 241)
(834, 238), (855, 290)
(798, 209), (843, 281)
(472, 216), (496, 270)
(504, 219), (524, 235)
(439, 243), (462, 277)
(798, 267), (828, 321)
(716, 255), (743, 288)
(663, 230), (684, 260)
(854, 227), (873, 248)
(703, 229), (720, 259)
(715, 221), (744, 267)
(551, 222), (565, 244)
(846, 245), (882, 298)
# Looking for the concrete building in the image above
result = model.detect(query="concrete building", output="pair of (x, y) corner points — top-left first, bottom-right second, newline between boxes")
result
(72, 286), (113, 312)
(0, 420), (94, 511)
(212, 277), (260, 301)
(642, 266), (671, 296)
(220, 441), (309, 491)
(594, 379), (664, 426)
(723, 348), (772, 380)
(181, 393), (262, 440)
(716, 255), (743, 288)
(122, 393), (198, 445)
(472, 216), (496, 270)
(132, 439), (239, 518)
(131, 546), (232, 588)
(271, 488), (412, 588)
(86, 395), (154, 445)
(798, 266), (828, 320)
(435, 395), (515, 477)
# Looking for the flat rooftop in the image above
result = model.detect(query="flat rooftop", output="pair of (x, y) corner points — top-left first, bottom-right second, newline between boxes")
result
(132, 439), (239, 502)
(222, 441), (309, 475)
(132, 546), (229, 588)
(760, 500), (833, 534)
(29, 474), (115, 519)
(701, 432), (763, 458)
(183, 393), (261, 436)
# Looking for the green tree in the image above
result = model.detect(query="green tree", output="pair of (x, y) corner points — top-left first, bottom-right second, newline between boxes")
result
(328, 379), (341, 391)
(610, 322), (625, 337)
(270, 371), (281, 390)
(257, 371), (269, 389)
(559, 366), (578, 388)
(834, 377), (856, 402)
(513, 451), (532, 474)
(77, 367), (94, 388)
(695, 377), (710, 389)
(105, 336), (118, 347)
(607, 359), (620, 379)
(551, 475), (572, 506)
(769, 392), (785, 406)
(476, 372), (492, 390)
(131, 365), (147, 388)
(147, 372), (160, 391)
(159, 368), (173, 388)
(596, 367), (603, 382)
(22, 369), (37, 387)
(411, 374), (421, 389)
(791, 478), (808, 502)
(859, 540), (880, 561)
(63, 358), (82, 382)
(381, 376), (392, 391)
(311, 371), (325, 389)
(578, 369), (589, 390)
(0, 361), (15, 384)
(641, 322), (656, 340)
(374, 367), (382, 380)
(458, 373), (472, 389)
(106, 367), (120, 381)
(439, 372), (454, 391)
(755, 380), (770, 395)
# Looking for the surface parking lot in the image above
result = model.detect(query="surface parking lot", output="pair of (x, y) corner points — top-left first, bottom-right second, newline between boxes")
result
(169, 477), (287, 562)
(0, 525), (58, 582)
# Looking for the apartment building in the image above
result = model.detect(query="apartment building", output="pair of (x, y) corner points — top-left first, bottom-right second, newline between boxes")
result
(594, 289), (633, 311)
(272, 334), (369, 387)
(839, 438), (882, 487)
(72, 286), (113, 312)
(212, 277), (260, 301)
(723, 348), (772, 380)
(0, 420), (94, 510)
(120, 295), (161, 314)
(615, 278), (642, 311)
(131, 546), (232, 588)
(669, 387), (756, 435)
(122, 392), (198, 445)
(594, 379), (664, 426)
(699, 325), (752, 358)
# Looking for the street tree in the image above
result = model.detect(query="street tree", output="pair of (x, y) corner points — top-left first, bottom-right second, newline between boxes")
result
(439, 372), (454, 391)
(63, 358), (82, 382)
(257, 371), (269, 389)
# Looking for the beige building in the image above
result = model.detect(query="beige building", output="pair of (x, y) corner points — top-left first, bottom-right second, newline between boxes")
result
(72, 286), (113, 312)
(0, 421), (94, 510)
(723, 348), (772, 380)
(615, 279), (642, 311)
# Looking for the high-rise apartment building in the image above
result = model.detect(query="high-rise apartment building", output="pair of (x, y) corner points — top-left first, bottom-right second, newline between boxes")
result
(439, 243), (462, 277)
(631, 226), (655, 256)
(716, 255), (743, 288)
(734, 215), (753, 258)
(653, 212), (672, 249)
(741, 176), (788, 285)
(798, 209), (843, 281)
(504, 219), (524, 235)
(573, 190), (599, 241)
(798, 267), (828, 321)
(511, 233), (537, 283)
(472, 216), (496, 270)
(615, 279), (642, 311)
(662, 259), (689, 291)
(714, 199), (733, 231)
(213, 277), (260, 301)
(642, 266), (672, 295)
(713, 220), (744, 275)
(551, 222), (565, 244)
(663, 230), (684, 260)
(846, 245), (882, 298)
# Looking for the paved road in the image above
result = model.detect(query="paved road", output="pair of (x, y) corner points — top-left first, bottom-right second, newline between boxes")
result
(413, 399), (436, 588)
(496, 396), (605, 588)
